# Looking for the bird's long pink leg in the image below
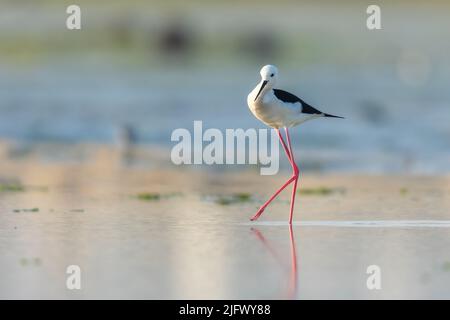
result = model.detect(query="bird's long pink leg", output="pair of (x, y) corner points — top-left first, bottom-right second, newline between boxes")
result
(285, 128), (299, 225)
(250, 129), (295, 221)
(277, 128), (295, 168)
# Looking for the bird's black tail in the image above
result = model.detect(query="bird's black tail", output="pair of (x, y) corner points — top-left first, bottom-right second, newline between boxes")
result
(323, 113), (345, 119)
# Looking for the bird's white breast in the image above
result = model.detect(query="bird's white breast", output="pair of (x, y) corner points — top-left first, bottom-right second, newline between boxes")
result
(247, 88), (302, 129)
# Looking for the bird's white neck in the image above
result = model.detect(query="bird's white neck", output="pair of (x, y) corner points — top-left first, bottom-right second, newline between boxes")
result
(252, 80), (272, 102)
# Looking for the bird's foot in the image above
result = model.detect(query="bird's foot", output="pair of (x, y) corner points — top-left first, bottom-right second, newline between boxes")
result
(250, 208), (265, 221)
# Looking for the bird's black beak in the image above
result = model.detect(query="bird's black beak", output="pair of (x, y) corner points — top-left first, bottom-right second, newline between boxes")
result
(254, 80), (268, 101)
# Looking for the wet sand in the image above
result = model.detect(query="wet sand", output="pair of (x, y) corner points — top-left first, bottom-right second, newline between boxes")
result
(1, 143), (450, 299)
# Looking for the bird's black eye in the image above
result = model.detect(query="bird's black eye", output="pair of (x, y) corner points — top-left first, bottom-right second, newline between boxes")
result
(270, 73), (274, 77)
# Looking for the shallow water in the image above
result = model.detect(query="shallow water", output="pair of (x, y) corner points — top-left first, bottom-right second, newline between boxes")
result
(247, 220), (450, 228)
(1, 176), (450, 299)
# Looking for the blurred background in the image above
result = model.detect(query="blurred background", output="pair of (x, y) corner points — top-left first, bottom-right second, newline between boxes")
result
(1, 0), (450, 173)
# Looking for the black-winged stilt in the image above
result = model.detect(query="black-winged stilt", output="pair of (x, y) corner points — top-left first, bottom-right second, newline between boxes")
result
(247, 65), (343, 224)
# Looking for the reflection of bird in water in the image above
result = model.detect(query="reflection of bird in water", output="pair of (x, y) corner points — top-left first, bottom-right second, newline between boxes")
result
(248, 65), (343, 224)
(251, 225), (298, 299)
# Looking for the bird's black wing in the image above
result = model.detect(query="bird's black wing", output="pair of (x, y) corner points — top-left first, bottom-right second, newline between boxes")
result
(273, 89), (322, 115)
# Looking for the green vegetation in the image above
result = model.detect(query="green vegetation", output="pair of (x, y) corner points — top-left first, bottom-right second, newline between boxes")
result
(14, 208), (39, 213)
(0, 184), (25, 192)
(298, 187), (345, 196)
(0, 184), (48, 193)
(215, 193), (252, 205)
(19, 257), (41, 267)
(135, 192), (183, 201)
(136, 192), (161, 201)
(443, 261), (450, 272)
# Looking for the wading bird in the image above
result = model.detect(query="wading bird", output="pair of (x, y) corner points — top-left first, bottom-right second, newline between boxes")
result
(247, 65), (343, 224)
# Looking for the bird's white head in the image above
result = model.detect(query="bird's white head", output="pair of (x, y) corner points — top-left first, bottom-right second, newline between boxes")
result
(260, 64), (279, 82)
(254, 64), (278, 101)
